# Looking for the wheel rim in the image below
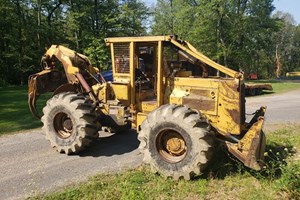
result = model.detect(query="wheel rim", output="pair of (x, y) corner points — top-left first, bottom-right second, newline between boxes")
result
(156, 129), (187, 163)
(53, 112), (73, 138)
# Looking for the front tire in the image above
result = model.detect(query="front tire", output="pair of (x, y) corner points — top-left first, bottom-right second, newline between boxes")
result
(41, 92), (99, 154)
(138, 104), (214, 180)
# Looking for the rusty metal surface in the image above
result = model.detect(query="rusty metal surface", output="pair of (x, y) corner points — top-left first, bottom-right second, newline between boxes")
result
(52, 83), (78, 96)
(249, 106), (266, 125)
(245, 83), (273, 90)
(182, 98), (215, 112)
(226, 107), (266, 170)
(226, 109), (241, 127)
(182, 89), (216, 112)
(156, 129), (187, 163)
(28, 69), (67, 119)
(215, 80), (242, 135)
(76, 72), (92, 93)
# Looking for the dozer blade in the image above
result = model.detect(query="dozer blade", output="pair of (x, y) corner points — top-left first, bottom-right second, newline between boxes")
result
(28, 69), (66, 119)
(226, 107), (267, 170)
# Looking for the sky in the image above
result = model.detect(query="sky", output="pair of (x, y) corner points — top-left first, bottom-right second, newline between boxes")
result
(143, 0), (300, 25)
(273, 0), (300, 24)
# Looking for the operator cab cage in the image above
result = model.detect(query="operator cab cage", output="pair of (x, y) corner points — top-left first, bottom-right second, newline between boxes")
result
(104, 35), (244, 112)
(104, 35), (243, 82)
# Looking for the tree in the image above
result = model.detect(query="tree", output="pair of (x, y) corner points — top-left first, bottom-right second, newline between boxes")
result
(272, 11), (297, 77)
(0, 0), (150, 85)
(119, 0), (149, 36)
(151, 0), (278, 78)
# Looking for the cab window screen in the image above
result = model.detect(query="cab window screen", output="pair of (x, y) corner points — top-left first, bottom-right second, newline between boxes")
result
(114, 43), (130, 73)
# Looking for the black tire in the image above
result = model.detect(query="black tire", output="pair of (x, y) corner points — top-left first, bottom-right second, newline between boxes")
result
(138, 104), (214, 180)
(41, 92), (99, 154)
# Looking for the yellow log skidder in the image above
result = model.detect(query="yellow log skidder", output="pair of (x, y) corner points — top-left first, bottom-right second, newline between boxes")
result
(28, 35), (266, 180)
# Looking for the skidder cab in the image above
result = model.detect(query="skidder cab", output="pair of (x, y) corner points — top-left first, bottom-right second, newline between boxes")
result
(28, 35), (266, 180)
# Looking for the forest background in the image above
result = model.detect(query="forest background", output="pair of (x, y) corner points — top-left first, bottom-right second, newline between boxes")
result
(1, 0), (299, 86)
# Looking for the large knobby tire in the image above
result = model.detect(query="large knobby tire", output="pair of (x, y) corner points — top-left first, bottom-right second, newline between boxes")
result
(41, 92), (99, 154)
(138, 104), (214, 180)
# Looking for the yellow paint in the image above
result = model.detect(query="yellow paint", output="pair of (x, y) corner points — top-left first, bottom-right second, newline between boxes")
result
(111, 83), (130, 101)
(157, 41), (163, 106)
(141, 101), (158, 113)
(130, 42), (135, 106)
(136, 112), (147, 130)
(212, 80), (242, 135)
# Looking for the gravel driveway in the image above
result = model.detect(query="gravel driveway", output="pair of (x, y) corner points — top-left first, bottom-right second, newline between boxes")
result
(0, 130), (142, 200)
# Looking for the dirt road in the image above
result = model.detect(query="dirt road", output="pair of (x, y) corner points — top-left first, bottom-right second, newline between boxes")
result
(246, 89), (300, 124)
(1, 89), (299, 200)
(0, 130), (141, 200)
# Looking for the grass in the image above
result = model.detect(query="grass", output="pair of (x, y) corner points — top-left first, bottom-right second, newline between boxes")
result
(29, 125), (300, 200)
(0, 86), (50, 135)
(247, 79), (300, 95)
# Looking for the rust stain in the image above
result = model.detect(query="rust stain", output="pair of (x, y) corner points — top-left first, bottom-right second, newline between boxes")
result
(226, 108), (241, 126)
(182, 98), (215, 112)
(182, 89), (216, 112)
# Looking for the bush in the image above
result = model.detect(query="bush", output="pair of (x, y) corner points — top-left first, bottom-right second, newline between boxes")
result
(0, 78), (7, 87)
(276, 161), (300, 198)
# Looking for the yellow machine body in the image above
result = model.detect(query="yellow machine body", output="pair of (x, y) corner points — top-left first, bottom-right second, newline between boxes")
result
(28, 35), (266, 170)
(104, 35), (266, 170)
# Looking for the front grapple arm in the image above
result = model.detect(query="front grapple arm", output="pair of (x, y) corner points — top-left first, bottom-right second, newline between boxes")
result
(28, 69), (67, 119)
(28, 45), (105, 119)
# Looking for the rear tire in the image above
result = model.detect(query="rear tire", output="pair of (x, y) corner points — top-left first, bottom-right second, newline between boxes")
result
(138, 104), (214, 180)
(41, 92), (99, 154)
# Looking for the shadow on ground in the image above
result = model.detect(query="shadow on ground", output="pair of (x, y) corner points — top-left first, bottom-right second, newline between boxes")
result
(77, 129), (140, 158)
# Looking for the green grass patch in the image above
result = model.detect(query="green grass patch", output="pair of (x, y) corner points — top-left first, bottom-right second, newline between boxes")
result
(0, 86), (50, 135)
(29, 125), (300, 200)
(247, 80), (300, 95)
(269, 82), (300, 94)
(30, 169), (209, 200)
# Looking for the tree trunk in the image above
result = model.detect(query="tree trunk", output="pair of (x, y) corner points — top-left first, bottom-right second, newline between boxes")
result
(37, 0), (41, 48)
(275, 45), (282, 78)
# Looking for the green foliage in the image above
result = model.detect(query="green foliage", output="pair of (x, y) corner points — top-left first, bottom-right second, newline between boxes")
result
(151, 0), (300, 78)
(276, 161), (300, 198)
(83, 37), (110, 71)
(119, 0), (149, 36)
(258, 126), (300, 198)
(0, 0), (149, 85)
(1, 0), (299, 83)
